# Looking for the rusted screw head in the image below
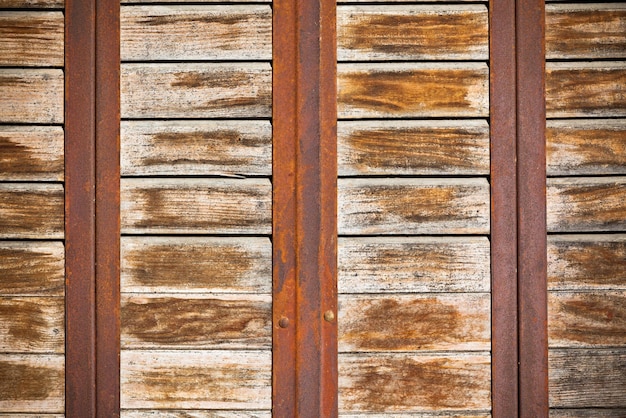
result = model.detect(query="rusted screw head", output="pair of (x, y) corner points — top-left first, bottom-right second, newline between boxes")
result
(278, 317), (289, 328)
(323, 310), (335, 323)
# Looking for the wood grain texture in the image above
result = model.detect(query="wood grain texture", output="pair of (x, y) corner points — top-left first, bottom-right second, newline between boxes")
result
(0, 69), (63, 124)
(0, 241), (64, 296)
(338, 120), (489, 176)
(546, 3), (626, 59)
(548, 234), (626, 291)
(122, 412), (271, 418)
(121, 63), (271, 119)
(546, 62), (626, 118)
(0, 297), (63, 353)
(550, 409), (626, 417)
(338, 237), (490, 293)
(338, 178), (490, 235)
(337, 63), (488, 118)
(121, 237), (271, 293)
(547, 119), (626, 176)
(338, 294), (490, 352)
(0, 12), (63, 67)
(549, 349), (626, 408)
(0, 0), (62, 7)
(339, 415), (489, 418)
(122, 0), (268, 3)
(0, 183), (63, 239)
(0, 354), (64, 413)
(0, 126), (63, 181)
(121, 5), (271, 61)
(121, 350), (271, 409)
(121, 120), (271, 177)
(338, 353), (491, 412)
(337, 5), (487, 61)
(547, 177), (626, 233)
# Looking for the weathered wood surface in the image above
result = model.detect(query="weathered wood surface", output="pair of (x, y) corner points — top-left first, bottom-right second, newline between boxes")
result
(121, 120), (271, 177)
(0, 354), (64, 413)
(122, 0), (269, 3)
(0, 69), (63, 124)
(338, 353), (491, 412)
(338, 178), (490, 235)
(121, 178), (271, 235)
(549, 349), (626, 408)
(547, 177), (626, 233)
(121, 6), (271, 61)
(121, 350), (271, 409)
(549, 291), (626, 348)
(546, 4), (626, 60)
(337, 63), (488, 118)
(339, 415), (490, 418)
(0, 126), (64, 181)
(548, 235), (626, 291)
(0, 0), (62, 7)
(550, 409), (626, 417)
(0, 297), (64, 353)
(0, 183), (64, 239)
(338, 120), (489, 176)
(547, 119), (626, 176)
(121, 63), (271, 119)
(122, 294), (271, 349)
(338, 237), (490, 293)
(546, 62), (626, 118)
(122, 412), (271, 418)
(338, 294), (490, 352)
(0, 12), (63, 67)
(0, 241), (64, 296)
(337, 5), (488, 61)
(121, 237), (271, 293)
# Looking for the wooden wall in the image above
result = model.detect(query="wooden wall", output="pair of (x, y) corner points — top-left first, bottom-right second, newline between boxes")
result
(0, 0), (65, 415)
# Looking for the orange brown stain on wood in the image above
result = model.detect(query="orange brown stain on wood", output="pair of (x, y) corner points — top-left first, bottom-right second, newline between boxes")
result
(0, 246), (64, 295)
(0, 187), (63, 237)
(171, 71), (250, 89)
(0, 299), (47, 344)
(0, 361), (61, 401)
(138, 14), (243, 27)
(0, 135), (62, 176)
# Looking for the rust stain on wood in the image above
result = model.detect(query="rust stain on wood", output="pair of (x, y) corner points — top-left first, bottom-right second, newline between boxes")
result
(0, 360), (61, 401)
(0, 184), (64, 238)
(171, 71), (250, 89)
(0, 298), (64, 352)
(0, 12), (64, 67)
(0, 135), (63, 180)
(0, 243), (64, 295)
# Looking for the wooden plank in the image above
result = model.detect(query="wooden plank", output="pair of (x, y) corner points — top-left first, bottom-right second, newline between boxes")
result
(338, 353), (491, 412)
(546, 62), (626, 118)
(122, 412), (270, 417)
(121, 350), (271, 409)
(0, 297), (64, 353)
(0, 12), (63, 67)
(546, 4), (626, 60)
(338, 237), (490, 293)
(0, 241), (64, 296)
(121, 5), (271, 61)
(547, 119), (626, 176)
(338, 63), (488, 119)
(548, 234), (626, 291)
(122, 0), (269, 3)
(337, 5), (487, 61)
(549, 349), (626, 408)
(0, 183), (64, 239)
(549, 291), (626, 348)
(339, 415), (490, 418)
(338, 294), (490, 352)
(0, 354), (64, 413)
(338, 178), (490, 235)
(121, 63), (271, 119)
(0, 0), (62, 7)
(338, 120), (489, 176)
(121, 178), (271, 235)
(550, 409), (626, 417)
(121, 120), (271, 177)
(547, 177), (626, 233)
(0, 126), (63, 181)
(0, 69), (63, 124)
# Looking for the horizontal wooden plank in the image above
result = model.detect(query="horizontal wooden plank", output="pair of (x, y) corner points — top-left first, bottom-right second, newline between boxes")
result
(121, 63), (271, 119)
(0, 69), (63, 124)
(338, 178), (490, 235)
(0, 126), (64, 181)
(338, 120), (489, 176)
(0, 297), (63, 353)
(546, 62), (626, 118)
(337, 5), (488, 61)
(122, 0), (269, 3)
(338, 63), (488, 118)
(338, 237), (490, 293)
(339, 415), (490, 418)
(549, 349), (626, 408)
(546, 3), (626, 60)
(547, 177), (626, 233)
(339, 353), (491, 412)
(121, 120), (271, 176)
(0, 12), (63, 67)
(0, 0), (62, 7)
(121, 350), (271, 409)
(121, 6), (271, 61)
(122, 412), (271, 418)
(548, 234), (626, 291)
(0, 241), (64, 296)
(338, 293), (490, 352)
(547, 119), (626, 176)
(0, 183), (64, 239)
(550, 409), (626, 418)
(0, 354), (64, 413)
(121, 294), (271, 349)
(121, 178), (271, 234)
